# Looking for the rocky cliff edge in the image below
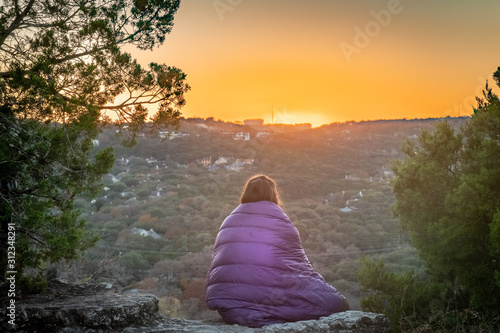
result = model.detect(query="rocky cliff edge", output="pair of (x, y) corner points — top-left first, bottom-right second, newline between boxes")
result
(1, 280), (391, 333)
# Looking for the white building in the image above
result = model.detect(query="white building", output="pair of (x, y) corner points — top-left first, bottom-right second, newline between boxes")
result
(234, 132), (250, 141)
(131, 227), (162, 239)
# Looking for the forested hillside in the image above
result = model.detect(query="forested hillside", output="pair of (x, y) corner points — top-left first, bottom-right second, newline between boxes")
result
(65, 117), (468, 319)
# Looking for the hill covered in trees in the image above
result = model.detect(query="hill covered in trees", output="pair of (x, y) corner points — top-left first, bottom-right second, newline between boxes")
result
(63, 117), (468, 320)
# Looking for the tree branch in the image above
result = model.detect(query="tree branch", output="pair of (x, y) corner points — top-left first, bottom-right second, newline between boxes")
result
(0, 0), (36, 48)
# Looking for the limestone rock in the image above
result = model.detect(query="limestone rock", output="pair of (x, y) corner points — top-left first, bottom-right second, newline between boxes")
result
(120, 311), (391, 333)
(259, 311), (391, 333)
(1, 280), (391, 332)
(2, 293), (161, 333)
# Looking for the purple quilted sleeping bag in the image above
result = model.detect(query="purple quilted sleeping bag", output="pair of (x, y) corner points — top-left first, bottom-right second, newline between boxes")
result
(205, 200), (346, 327)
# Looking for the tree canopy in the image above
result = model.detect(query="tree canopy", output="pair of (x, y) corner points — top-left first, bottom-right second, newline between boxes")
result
(0, 0), (189, 138)
(391, 67), (500, 312)
(0, 0), (189, 280)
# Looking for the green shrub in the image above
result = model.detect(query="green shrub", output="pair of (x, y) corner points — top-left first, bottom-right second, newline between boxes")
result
(358, 257), (441, 332)
(18, 274), (48, 295)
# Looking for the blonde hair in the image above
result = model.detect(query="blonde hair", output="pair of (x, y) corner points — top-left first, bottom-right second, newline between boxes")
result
(239, 174), (282, 206)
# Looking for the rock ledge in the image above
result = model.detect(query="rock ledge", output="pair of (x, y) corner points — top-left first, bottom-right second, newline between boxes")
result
(121, 311), (391, 333)
(1, 280), (391, 333)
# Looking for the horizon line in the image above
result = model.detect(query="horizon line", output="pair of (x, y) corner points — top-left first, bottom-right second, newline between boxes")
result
(179, 115), (472, 128)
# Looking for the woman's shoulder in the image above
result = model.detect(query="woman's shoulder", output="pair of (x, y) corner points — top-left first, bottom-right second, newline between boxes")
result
(232, 201), (290, 221)
(220, 202), (291, 228)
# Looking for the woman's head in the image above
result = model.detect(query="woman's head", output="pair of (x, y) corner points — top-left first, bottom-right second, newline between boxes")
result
(240, 174), (282, 206)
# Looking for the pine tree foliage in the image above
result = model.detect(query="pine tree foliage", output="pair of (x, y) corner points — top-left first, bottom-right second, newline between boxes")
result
(358, 257), (439, 333)
(0, 0), (189, 278)
(391, 67), (500, 312)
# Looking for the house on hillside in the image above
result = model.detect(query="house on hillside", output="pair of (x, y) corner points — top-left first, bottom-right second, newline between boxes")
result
(214, 156), (229, 165)
(236, 158), (254, 165)
(199, 156), (212, 166)
(226, 159), (253, 171)
(131, 227), (162, 239)
(149, 187), (163, 198)
(146, 157), (158, 164)
(339, 206), (357, 213)
(104, 174), (119, 183)
(226, 162), (244, 171)
(234, 132), (250, 141)
(159, 131), (190, 139)
(382, 166), (394, 179)
(118, 157), (130, 165)
(256, 131), (270, 139)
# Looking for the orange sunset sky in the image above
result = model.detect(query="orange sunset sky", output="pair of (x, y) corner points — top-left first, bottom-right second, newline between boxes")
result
(127, 0), (500, 127)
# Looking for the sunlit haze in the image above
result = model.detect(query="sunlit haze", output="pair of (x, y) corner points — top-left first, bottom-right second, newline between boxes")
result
(126, 0), (500, 127)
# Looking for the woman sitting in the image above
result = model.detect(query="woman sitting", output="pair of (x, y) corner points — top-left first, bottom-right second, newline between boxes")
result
(205, 174), (349, 327)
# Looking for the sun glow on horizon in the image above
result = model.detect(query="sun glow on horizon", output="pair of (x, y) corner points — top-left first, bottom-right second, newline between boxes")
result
(127, 1), (500, 127)
(265, 111), (331, 128)
(184, 110), (333, 128)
